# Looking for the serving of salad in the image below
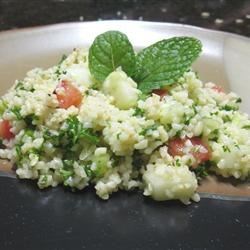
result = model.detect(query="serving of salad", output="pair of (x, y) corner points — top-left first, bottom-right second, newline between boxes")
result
(0, 30), (249, 204)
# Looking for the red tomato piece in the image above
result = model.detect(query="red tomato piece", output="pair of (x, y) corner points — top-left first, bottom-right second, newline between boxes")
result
(168, 137), (186, 157)
(152, 89), (168, 100)
(0, 120), (14, 140)
(189, 137), (211, 165)
(211, 85), (224, 93)
(168, 136), (211, 168)
(55, 80), (82, 109)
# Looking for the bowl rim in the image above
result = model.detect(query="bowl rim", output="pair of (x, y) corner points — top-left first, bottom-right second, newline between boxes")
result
(0, 20), (249, 42)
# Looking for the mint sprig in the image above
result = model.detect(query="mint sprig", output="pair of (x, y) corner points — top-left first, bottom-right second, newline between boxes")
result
(134, 37), (202, 93)
(88, 31), (136, 82)
(88, 31), (202, 93)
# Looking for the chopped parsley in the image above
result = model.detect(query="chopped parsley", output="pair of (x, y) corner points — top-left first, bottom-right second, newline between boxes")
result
(0, 99), (7, 115)
(60, 169), (74, 181)
(14, 81), (35, 92)
(58, 54), (67, 65)
(84, 164), (94, 178)
(222, 145), (231, 153)
(15, 143), (42, 165)
(63, 116), (99, 146)
(209, 129), (219, 142)
(15, 81), (25, 90)
(132, 151), (147, 169)
(10, 106), (22, 120)
(24, 114), (39, 128)
(236, 97), (242, 103)
(43, 116), (99, 150)
(175, 158), (181, 167)
(243, 125), (250, 129)
(43, 130), (61, 147)
(194, 161), (213, 179)
(139, 124), (158, 136)
(0, 139), (3, 149)
(221, 104), (238, 111)
(184, 113), (192, 125)
(116, 132), (121, 140)
(223, 115), (232, 123)
(134, 107), (145, 117)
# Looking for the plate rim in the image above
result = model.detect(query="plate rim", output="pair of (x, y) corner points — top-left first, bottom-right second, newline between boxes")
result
(0, 20), (250, 42)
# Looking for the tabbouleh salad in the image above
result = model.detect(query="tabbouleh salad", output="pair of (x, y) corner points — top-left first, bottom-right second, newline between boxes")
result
(0, 31), (249, 204)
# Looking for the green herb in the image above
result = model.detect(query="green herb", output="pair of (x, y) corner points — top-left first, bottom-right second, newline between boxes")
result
(184, 113), (192, 125)
(191, 104), (198, 115)
(222, 145), (231, 153)
(194, 161), (214, 179)
(91, 81), (102, 90)
(58, 54), (67, 65)
(111, 155), (121, 167)
(175, 130), (182, 137)
(132, 151), (145, 169)
(211, 111), (219, 116)
(243, 125), (250, 129)
(134, 37), (202, 93)
(221, 105), (237, 111)
(15, 81), (25, 90)
(134, 107), (145, 116)
(14, 81), (35, 92)
(10, 106), (22, 120)
(236, 97), (242, 103)
(63, 116), (99, 145)
(55, 67), (61, 78)
(84, 164), (94, 178)
(43, 130), (61, 147)
(139, 124), (158, 136)
(223, 115), (232, 123)
(88, 30), (136, 82)
(60, 169), (74, 181)
(63, 159), (74, 169)
(138, 92), (150, 101)
(15, 144), (22, 161)
(0, 99), (7, 116)
(209, 129), (219, 142)
(29, 148), (43, 156)
(15, 142), (42, 165)
(47, 116), (99, 149)
(24, 128), (34, 138)
(194, 71), (199, 78)
(94, 162), (106, 175)
(0, 139), (3, 148)
(88, 31), (202, 93)
(116, 132), (121, 140)
(24, 114), (38, 128)
(175, 158), (181, 167)
(59, 159), (75, 181)
(80, 129), (99, 144)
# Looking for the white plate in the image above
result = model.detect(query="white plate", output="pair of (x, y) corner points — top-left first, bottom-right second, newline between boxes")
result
(0, 20), (250, 113)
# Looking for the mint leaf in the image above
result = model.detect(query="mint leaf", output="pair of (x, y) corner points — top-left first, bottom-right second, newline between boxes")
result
(134, 37), (202, 93)
(88, 31), (136, 82)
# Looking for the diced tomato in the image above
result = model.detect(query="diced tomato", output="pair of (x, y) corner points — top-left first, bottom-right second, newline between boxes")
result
(168, 136), (211, 168)
(211, 84), (224, 93)
(168, 137), (186, 157)
(189, 137), (211, 164)
(0, 120), (14, 140)
(152, 89), (168, 100)
(55, 80), (82, 109)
